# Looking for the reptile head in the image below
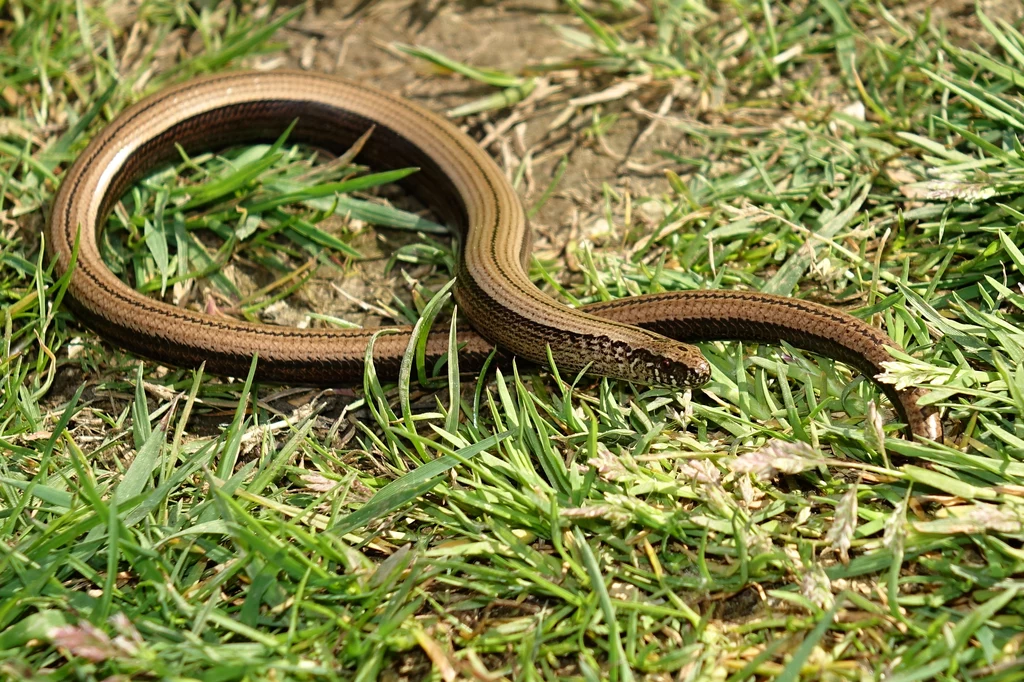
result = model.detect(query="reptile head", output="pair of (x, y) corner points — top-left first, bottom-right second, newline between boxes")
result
(590, 337), (711, 388)
(632, 340), (711, 388)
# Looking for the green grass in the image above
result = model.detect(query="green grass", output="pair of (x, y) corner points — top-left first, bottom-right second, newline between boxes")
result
(3, 0), (1024, 679)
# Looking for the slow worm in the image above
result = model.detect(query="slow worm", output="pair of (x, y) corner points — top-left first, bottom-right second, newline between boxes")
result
(46, 71), (941, 440)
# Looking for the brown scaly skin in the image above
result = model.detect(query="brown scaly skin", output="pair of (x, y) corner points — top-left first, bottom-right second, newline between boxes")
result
(47, 70), (941, 440)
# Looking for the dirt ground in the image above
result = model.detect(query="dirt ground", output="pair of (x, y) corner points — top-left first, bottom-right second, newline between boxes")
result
(240, 0), (1024, 328)
(277, 0), (1024, 232)
(230, 0), (705, 327)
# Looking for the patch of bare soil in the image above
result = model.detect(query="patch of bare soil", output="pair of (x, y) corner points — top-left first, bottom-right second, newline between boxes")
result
(269, 0), (1024, 324)
(244, 0), (700, 323)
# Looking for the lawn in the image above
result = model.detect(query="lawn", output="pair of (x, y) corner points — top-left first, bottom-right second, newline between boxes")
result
(2, 0), (1024, 679)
